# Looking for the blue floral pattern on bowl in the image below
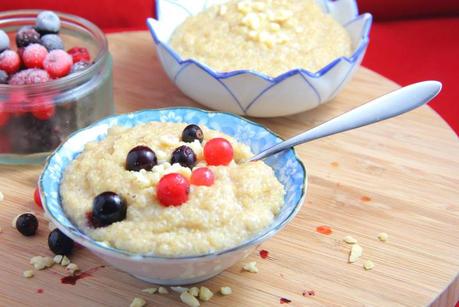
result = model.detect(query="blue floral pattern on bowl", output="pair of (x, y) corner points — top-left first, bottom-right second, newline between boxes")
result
(39, 107), (307, 261)
(147, 0), (372, 117)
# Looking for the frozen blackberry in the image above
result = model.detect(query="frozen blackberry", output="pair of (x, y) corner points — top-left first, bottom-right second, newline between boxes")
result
(70, 61), (91, 74)
(40, 34), (64, 51)
(0, 30), (9, 52)
(16, 26), (41, 48)
(36, 11), (61, 35)
(0, 70), (7, 84)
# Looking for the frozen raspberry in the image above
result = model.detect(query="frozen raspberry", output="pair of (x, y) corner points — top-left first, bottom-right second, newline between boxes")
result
(67, 47), (90, 63)
(16, 26), (41, 48)
(36, 11), (61, 35)
(9, 69), (50, 85)
(31, 96), (55, 120)
(0, 70), (8, 84)
(40, 34), (64, 51)
(23, 43), (48, 69)
(43, 50), (72, 78)
(0, 30), (10, 52)
(0, 50), (20, 74)
(70, 61), (91, 74)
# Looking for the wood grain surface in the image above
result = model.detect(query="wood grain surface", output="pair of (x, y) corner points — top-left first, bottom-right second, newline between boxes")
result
(0, 31), (458, 307)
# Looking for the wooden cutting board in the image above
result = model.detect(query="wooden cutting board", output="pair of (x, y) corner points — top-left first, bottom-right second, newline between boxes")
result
(0, 31), (458, 307)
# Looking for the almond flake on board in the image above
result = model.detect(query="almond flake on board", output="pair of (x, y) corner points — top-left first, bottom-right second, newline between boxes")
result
(158, 286), (169, 294)
(199, 286), (214, 301)
(171, 286), (189, 294)
(377, 232), (389, 242)
(348, 244), (363, 263)
(142, 288), (158, 295)
(189, 287), (199, 297)
(66, 263), (79, 275)
(30, 256), (54, 270)
(0, 191), (4, 202)
(363, 260), (375, 270)
(243, 261), (259, 273)
(180, 291), (200, 307)
(343, 235), (358, 244)
(220, 287), (232, 295)
(129, 297), (146, 307)
(23, 270), (34, 278)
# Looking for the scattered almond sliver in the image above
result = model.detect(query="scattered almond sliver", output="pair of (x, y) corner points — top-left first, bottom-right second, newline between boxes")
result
(343, 235), (358, 244)
(199, 286), (213, 301)
(142, 288), (158, 295)
(378, 232), (389, 242)
(242, 261), (259, 273)
(129, 297), (146, 307)
(188, 287), (199, 297)
(348, 244), (363, 263)
(180, 291), (200, 307)
(66, 263), (79, 275)
(158, 286), (169, 294)
(363, 260), (375, 270)
(23, 270), (34, 278)
(0, 191), (4, 202)
(220, 287), (232, 295)
(30, 256), (54, 270)
(171, 286), (189, 294)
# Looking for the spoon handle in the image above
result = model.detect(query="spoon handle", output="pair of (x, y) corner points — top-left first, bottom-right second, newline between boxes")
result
(250, 81), (442, 161)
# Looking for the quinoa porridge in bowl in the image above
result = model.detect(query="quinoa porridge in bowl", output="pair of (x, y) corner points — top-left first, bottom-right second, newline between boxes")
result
(147, 0), (372, 116)
(40, 108), (306, 284)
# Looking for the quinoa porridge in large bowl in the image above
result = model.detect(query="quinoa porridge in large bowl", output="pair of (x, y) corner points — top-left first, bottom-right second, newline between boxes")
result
(147, 0), (372, 117)
(40, 108), (306, 284)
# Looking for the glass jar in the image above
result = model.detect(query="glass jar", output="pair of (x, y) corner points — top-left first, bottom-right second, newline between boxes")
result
(0, 10), (114, 164)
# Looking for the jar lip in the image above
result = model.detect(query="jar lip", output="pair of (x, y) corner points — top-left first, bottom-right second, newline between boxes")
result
(0, 9), (109, 91)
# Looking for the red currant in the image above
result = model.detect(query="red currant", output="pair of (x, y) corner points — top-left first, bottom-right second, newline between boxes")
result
(34, 186), (43, 209)
(156, 173), (190, 206)
(191, 167), (215, 186)
(203, 138), (234, 166)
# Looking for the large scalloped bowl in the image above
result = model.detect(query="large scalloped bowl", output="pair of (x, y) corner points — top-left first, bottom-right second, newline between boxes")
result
(147, 0), (372, 117)
(39, 107), (307, 285)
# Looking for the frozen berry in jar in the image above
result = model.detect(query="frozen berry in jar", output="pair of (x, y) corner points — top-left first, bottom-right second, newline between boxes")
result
(0, 69), (8, 84)
(70, 61), (91, 74)
(43, 49), (73, 78)
(0, 30), (9, 52)
(126, 145), (157, 171)
(35, 11), (61, 35)
(203, 138), (234, 166)
(191, 167), (215, 186)
(15, 26), (41, 48)
(48, 228), (74, 255)
(171, 145), (197, 169)
(67, 47), (91, 63)
(22, 43), (48, 69)
(15, 213), (39, 236)
(156, 173), (190, 206)
(0, 50), (21, 74)
(182, 124), (204, 143)
(40, 34), (64, 51)
(92, 192), (127, 227)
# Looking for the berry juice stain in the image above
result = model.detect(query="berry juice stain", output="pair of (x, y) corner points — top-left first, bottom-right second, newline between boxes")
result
(361, 195), (371, 202)
(61, 265), (105, 285)
(36, 288), (44, 294)
(316, 225), (332, 235)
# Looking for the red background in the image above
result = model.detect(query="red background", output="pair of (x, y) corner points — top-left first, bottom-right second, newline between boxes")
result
(0, 0), (458, 134)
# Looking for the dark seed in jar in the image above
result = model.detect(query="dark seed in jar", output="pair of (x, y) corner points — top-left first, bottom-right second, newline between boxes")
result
(171, 145), (197, 169)
(15, 213), (39, 236)
(182, 124), (204, 143)
(92, 192), (127, 227)
(48, 228), (74, 255)
(125, 145), (157, 172)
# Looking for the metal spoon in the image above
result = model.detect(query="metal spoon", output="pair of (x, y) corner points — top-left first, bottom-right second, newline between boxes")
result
(250, 81), (442, 161)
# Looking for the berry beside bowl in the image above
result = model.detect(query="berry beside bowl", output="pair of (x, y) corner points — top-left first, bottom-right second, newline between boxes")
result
(0, 10), (113, 164)
(39, 107), (306, 285)
(147, 0), (372, 117)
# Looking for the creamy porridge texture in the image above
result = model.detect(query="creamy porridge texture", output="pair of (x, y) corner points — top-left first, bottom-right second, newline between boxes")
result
(170, 0), (352, 76)
(60, 122), (284, 256)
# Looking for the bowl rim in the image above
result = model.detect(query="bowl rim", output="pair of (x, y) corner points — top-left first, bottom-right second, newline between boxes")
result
(147, 0), (372, 82)
(39, 107), (308, 261)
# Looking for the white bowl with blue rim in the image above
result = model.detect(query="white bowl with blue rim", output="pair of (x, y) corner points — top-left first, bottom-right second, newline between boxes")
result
(39, 107), (307, 285)
(146, 0), (372, 117)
